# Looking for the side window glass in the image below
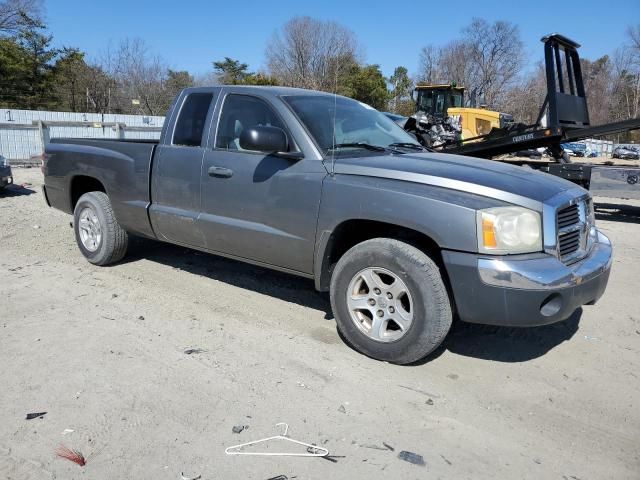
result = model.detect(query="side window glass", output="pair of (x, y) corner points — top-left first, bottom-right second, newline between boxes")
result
(215, 94), (285, 151)
(173, 93), (213, 147)
(435, 93), (445, 114)
(419, 90), (433, 112)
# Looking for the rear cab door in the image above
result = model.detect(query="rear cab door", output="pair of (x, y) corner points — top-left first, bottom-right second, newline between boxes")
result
(149, 89), (218, 247)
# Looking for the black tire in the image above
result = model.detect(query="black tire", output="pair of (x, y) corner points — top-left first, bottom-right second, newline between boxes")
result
(330, 238), (452, 364)
(73, 191), (128, 266)
(559, 151), (571, 164)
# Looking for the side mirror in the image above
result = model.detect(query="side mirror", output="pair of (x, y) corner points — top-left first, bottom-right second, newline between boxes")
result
(239, 125), (288, 153)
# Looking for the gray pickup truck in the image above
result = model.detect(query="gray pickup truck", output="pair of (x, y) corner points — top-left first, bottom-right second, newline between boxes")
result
(42, 86), (612, 364)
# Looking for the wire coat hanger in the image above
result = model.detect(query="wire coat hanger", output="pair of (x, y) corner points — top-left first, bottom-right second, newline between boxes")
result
(224, 423), (329, 457)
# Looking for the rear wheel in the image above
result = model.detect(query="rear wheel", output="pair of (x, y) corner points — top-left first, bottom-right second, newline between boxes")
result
(73, 191), (128, 265)
(330, 238), (452, 364)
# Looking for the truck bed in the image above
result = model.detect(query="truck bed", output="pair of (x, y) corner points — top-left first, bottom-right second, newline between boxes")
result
(45, 138), (158, 238)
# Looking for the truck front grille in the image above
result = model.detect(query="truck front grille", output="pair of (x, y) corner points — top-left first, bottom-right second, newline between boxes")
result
(557, 204), (579, 229)
(556, 202), (587, 263)
(558, 229), (581, 257)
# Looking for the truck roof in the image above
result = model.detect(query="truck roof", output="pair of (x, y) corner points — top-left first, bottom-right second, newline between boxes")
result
(180, 85), (348, 99)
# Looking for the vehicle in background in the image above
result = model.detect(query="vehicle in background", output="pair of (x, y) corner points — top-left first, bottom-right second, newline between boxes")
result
(512, 149), (543, 159)
(573, 144), (588, 157)
(0, 156), (13, 190)
(562, 143), (587, 157)
(612, 146), (639, 160)
(42, 86), (613, 365)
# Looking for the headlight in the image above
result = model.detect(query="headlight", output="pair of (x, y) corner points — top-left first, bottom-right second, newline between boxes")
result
(477, 206), (542, 254)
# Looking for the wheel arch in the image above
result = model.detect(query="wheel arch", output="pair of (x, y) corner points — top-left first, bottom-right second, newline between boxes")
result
(314, 219), (446, 292)
(69, 175), (107, 212)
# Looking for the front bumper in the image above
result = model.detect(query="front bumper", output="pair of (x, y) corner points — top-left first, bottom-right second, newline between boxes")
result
(442, 231), (612, 326)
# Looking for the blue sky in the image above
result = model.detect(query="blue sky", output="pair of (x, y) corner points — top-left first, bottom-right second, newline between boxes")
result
(46, 0), (639, 78)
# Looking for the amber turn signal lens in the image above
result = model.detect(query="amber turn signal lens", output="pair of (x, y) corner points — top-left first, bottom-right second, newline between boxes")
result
(482, 218), (497, 248)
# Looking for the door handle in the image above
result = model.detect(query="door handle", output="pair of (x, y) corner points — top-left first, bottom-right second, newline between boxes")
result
(208, 166), (233, 178)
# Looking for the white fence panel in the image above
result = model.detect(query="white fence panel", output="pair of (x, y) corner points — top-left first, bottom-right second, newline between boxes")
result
(0, 109), (165, 161)
(0, 127), (41, 160)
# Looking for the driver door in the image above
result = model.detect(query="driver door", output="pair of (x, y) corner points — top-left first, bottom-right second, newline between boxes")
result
(198, 91), (325, 274)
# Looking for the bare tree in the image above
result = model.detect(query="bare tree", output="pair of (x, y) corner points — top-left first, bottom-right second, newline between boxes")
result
(84, 64), (116, 113)
(437, 40), (475, 92)
(265, 16), (359, 91)
(417, 45), (441, 84)
(97, 38), (169, 115)
(194, 71), (219, 87)
(609, 25), (640, 122)
(582, 56), (616, 125)
(417, 18), (523, 109)
(462, 18), (524, 108)
(627, 24), (640, 52)
(0, 0), (42, 35)
(500, 63), (547, 124)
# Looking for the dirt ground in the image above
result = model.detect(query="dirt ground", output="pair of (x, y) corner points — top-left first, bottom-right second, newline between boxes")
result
(1, 167), (639, 480)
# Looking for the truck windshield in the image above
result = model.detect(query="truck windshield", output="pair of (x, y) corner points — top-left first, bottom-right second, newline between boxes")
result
(283, 95), (421, 155)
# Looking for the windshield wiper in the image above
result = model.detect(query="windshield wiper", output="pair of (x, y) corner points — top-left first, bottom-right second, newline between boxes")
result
(388, 142), (424, 151)
(328, 142), (387, 152)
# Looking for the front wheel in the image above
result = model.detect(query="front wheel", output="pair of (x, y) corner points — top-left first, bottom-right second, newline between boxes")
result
(330, 238), (452, 364)
(73, 191), (129, 265)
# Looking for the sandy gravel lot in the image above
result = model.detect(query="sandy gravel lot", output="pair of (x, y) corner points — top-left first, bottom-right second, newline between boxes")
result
(1, 168), (639, 480)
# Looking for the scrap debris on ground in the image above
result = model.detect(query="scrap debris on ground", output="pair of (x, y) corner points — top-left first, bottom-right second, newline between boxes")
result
(398, 450), (425, 466)
(25, 412), (46, 420)
(54, 445), (86, 466)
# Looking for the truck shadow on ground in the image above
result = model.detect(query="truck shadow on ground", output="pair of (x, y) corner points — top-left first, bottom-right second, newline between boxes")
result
(125, 237), (335, 319)
(126, 238), (582, 364)
(595, 202), (640, 224)
(0, 184), (36, 197)
(436, 309), (582, 363)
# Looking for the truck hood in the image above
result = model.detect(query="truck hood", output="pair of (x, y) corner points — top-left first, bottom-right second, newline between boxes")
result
(333, 152), (584, 210)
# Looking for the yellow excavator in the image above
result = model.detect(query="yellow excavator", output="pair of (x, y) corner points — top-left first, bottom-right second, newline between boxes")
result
(412, 83), (514, 140)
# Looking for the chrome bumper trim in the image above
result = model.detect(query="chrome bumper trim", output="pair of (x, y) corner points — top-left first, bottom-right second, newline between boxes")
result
(478, 231), (612, 290)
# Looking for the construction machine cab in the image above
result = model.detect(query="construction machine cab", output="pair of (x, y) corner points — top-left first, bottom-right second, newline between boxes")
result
(414, 84), (465, 118)
(412, 84), (509, 140)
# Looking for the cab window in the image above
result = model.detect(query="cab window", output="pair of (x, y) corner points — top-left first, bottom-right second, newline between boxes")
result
(434, 92), (446, 115)
(417, 90), (433, 112)
(450, 92), (463, 108)
(215, 94), (285, 151)
(172, 93), (213, 147)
